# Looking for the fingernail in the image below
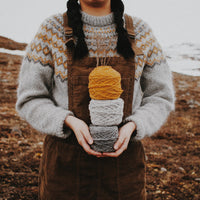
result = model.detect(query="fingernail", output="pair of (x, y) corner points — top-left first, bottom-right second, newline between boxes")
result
(114, 145), (118, 149)
(89, 139), (93, 144)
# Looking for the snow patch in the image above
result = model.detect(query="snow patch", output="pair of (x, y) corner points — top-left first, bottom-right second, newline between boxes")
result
(0, 48), (25, 56)
(164, 43), (200, 76)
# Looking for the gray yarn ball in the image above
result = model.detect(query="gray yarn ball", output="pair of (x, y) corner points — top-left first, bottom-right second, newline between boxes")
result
(89, 125), (118, 152)
(91, 139), (118, 152)
(89, 98), (124, 126)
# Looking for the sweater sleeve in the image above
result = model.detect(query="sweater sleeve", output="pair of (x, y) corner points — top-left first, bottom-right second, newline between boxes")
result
(123, 20), (175, 140)
(15, 16), (74, 139)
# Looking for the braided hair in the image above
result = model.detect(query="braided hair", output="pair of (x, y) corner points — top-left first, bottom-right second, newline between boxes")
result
(66, 0), (135, 60)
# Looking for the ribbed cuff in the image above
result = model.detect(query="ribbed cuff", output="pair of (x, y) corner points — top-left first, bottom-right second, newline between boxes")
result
(57, 110), (74, 139)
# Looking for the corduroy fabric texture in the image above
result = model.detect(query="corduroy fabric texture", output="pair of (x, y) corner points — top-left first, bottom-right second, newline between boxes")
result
(89, 125), (118, 152)
(89, 98), (124, 126)
(88, 66), (123, 100)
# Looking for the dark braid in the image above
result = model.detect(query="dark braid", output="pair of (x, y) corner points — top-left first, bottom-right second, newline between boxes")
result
(66, 0), (134, 60)
(66, 0), (89, 60)
(111, 0), (135, 59)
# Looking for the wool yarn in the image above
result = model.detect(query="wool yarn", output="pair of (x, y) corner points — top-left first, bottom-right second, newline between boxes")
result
(88, 66), (123, 151)
(89, 98), (124, 126)
(89, 125), (118, 140)
(88, 66), (123, 100)
(91, 139), (118, 152)
(89, 125), (118, 152)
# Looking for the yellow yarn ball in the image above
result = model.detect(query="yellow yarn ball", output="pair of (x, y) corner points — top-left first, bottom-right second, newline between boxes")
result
(88, 66), (123, 100)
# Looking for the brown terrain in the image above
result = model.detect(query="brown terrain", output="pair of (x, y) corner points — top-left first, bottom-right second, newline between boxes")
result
(0, 36), (199, 200)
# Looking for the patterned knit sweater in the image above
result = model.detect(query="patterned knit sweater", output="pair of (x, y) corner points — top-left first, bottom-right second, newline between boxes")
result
(15, 11), (175, 140)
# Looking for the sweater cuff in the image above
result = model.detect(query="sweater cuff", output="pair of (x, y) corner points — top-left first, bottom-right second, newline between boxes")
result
(57, 110), (74, 139)
(123, 115), (145, 141)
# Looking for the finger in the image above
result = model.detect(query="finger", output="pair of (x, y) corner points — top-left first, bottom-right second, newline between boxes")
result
(96, 155), (106, 158)
(81, 127), (93, 145)
(102, 148), (123, 157)
(81, 139), (102, 156)
(102, 146), (125, 157)
(103, 138), (129, 157)
(76, 131), (101, 156)
(113, 133), (126, 150)
(76, 130), (85, 145)
(120, 137), (129, 152)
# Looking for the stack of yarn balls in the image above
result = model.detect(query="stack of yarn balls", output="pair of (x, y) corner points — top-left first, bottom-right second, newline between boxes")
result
(88, 66), (124, 152)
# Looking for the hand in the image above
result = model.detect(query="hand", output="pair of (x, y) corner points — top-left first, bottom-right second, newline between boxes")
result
(65, 115), (102, 157)
(102, 121), (136, 158)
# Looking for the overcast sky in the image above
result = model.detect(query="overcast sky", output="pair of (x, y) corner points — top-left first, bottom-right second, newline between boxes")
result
(0, 0), (199, 47)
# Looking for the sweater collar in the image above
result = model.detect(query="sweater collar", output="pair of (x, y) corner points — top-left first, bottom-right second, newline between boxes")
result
(80, 10), (114, 27)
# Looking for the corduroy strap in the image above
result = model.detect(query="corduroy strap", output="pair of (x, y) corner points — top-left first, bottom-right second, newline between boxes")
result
(124, 13), (135, 39)
(124, 13), (143, 55)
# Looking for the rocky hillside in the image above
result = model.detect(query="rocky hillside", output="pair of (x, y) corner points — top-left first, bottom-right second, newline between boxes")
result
(0, 36), (27, 68)
(0, 36), (27, 51)
(0, 36), (199, 200)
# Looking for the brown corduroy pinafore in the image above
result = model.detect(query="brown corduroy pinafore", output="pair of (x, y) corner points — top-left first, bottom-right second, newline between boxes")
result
(38, 13), (147, 200)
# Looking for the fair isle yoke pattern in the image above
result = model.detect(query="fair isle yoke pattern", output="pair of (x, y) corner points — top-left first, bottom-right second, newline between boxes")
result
(132, 16), (166, 79)
(24, 12), (166, 82)
(24, 13), (69, 81)
(134, 16), (165, 66)
(81, 10), (119, 58)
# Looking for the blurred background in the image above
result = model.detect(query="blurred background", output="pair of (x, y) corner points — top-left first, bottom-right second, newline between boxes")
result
(0, 0), (199, 46)
(0, 0), (199, 199)
(0, 0), (200, 75)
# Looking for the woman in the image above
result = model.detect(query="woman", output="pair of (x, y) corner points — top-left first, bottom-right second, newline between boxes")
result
(15, 0), (175, 199)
